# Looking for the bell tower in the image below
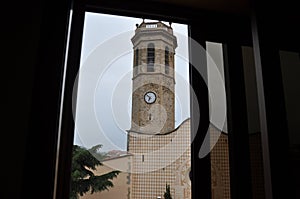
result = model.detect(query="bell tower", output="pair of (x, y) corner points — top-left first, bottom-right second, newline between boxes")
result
(130, 21), (177, 134)
(127, 21), (180, 199)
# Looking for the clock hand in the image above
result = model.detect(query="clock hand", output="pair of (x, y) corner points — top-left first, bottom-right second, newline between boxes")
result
(146, 94), (151, 101)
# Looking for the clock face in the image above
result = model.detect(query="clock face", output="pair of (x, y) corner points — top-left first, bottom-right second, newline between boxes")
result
(144, 91), (156, 104)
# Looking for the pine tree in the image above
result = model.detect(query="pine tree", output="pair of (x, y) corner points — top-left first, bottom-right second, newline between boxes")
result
(164, 184), (172, 199)
(70, 144), (120, 199)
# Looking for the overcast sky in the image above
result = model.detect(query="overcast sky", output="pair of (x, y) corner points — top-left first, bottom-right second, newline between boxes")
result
(73, 12), (190, 152)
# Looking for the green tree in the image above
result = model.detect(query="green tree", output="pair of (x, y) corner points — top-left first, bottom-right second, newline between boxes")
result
(164, 184), (172, 199)
(70, 144), (120, 199)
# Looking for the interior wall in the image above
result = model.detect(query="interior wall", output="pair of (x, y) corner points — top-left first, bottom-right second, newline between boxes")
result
(280, 51), (300, 145)
(2, 1), (43, 198)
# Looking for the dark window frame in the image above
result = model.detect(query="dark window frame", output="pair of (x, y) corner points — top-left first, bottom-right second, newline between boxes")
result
(51, 1), (255, 199)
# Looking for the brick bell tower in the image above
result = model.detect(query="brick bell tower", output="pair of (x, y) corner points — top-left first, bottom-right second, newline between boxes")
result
(130, 20), (177, 134)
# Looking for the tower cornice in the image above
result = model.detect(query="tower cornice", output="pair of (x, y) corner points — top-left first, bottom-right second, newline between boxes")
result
(132, 72), (176, 84)
(131, 29), (177, 49)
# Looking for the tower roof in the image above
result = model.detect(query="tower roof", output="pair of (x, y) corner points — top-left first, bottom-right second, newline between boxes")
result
(132, 20), (177, 49)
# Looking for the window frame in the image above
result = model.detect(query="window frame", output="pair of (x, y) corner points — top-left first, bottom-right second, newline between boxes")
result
(54, 0), (254, 199)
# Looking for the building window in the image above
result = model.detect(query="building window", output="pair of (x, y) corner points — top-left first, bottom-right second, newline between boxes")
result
(60, 10), (193, 199)
(134, 48), (139, 75)
(135, 48), (139, 67)
(165, 46), (169, 74)
(147, 43), (155, 72)
(54, 3), (260, 199)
